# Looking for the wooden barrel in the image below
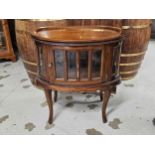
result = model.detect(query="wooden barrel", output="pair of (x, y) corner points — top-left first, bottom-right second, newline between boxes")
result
(120, 19), (151, 80)
(66, 19), (122, 27)
(15, 19), (68, 84)
(68, 19), (152, 80)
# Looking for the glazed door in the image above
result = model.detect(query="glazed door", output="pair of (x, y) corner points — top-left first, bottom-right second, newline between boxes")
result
(47, 47), (104, 84)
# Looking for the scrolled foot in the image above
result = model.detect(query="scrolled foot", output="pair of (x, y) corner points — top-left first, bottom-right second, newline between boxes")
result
(102, 116), (107, 123)
(48, 116), (53, 124)
(102, 90), (111, 123)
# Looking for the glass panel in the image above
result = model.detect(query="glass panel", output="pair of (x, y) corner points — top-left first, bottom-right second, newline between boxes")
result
(112, 44), (121, 75)
(0, 20), (2, 31)
(38, 46), (46, 77)
(0, 21), (7, 51)
(80, 51), (88, 79)
(67, 52), (76, 79)
(55, 49), (64, 78)
(92, 49), (102, 78)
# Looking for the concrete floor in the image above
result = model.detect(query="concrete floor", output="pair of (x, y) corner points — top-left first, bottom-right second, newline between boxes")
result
(0, 40), (155, 135)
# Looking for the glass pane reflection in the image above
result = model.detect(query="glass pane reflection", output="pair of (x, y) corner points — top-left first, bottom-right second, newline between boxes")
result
(92, 49), (101, 78)
(68, 52), (76, 79)
(55, 49), (64, 78)
(80, 51), (88, 80)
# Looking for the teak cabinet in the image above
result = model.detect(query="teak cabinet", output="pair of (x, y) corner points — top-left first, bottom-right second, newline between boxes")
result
(32, 26), (122, 124)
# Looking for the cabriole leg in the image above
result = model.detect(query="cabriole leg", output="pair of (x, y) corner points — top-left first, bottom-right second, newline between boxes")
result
(44, 89), (53, 124)
(102, 90), (111, 123)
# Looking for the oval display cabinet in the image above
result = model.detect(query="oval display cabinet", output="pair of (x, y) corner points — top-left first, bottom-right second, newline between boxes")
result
(32, 26), (122, 124)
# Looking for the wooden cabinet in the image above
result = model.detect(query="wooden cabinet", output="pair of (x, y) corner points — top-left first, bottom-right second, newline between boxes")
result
(0, 19), (16, 62)
(32, 26), (122, 124)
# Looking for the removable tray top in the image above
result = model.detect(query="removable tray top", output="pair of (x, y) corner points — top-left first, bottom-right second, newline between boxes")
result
(32, 26), (122, 43)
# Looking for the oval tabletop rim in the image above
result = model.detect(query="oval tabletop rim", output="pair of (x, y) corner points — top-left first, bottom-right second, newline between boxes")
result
(32, 26), (122, 43)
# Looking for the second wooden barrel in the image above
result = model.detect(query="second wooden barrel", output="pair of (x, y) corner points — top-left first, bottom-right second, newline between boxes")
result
(120, 19), (151, 80)
(67, 19), (152, 80)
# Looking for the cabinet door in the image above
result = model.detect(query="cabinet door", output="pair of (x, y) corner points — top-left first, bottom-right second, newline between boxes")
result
(48, 48), (104, 83)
